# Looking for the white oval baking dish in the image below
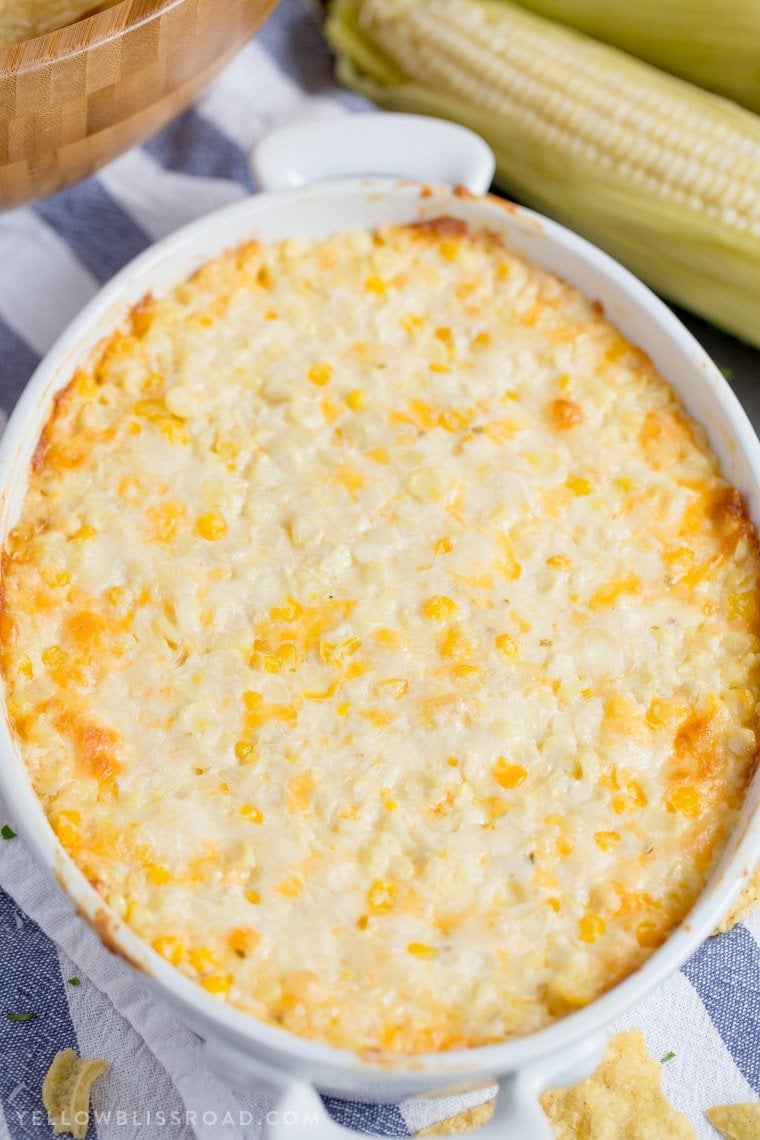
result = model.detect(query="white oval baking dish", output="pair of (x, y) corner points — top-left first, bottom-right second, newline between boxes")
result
(1, 115), (759, 1139)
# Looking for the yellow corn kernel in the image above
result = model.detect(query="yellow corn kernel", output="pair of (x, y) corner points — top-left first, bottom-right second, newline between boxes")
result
(471, 331), (491, 348)
(261, 653), (283, 674)
(665, 785), (702, 819)
(613, 781), (648, 814)
(495, 633), (519, 658)
(321, 396), (340, 424)
(278, 643), (303, 672)
(357, 914), (369, 930)
(308, 362), (332, 386)
(492, 759), (528, 789)
(365, 275), (387, 294)
(375, 677), (409, 698)
(546, 554), (571, 569)
(590, 575), (640, 609)
(374, 627), (402, 649)
(240, 803), (264, 824)
(228, 927), (260, 957)
(151, 935), (184, 966)
(245, 889), (261, 905)
(337, 701), (351, 717)
(346, 389), (367, 411)
(604, 338), (629, 364)
(201, 973), (233, 995)
(497, 533), (522, 580)
(53, 816), (80, 848)
(438, 409), (470, 431)
(728, 591), (757, 622)
(407, 942), (437, 958)
(440, 626), (472, 660)
(565, 475), (593, 496)
(188, 946), (219, 973)
(447, 755), (459, 767)
(276, 875), (303, 899)
(270, 597), (303, 622)
(195, 511), (227, 541)
(578, 914), (606, 943)
(384, 798), (398, 811)
(368, 880), (396, 911)
(557, 837), (575, 857)
(423, 595), (458, 622)
(243, 690), (262, 710)
(42, 645), (66, 669)
(334, 466), (366, 494)
(45, 569), (72, 589)
(440, 240), (458, 261)
(264, 309), (278, 320)
(146, 863), (172, 886)
(402, 313), (424, 333)
(235, 740), (255, 763)
(636, 920), (663, 948)
(594, 831), (621, 852)
(159, 418), (189, 445)
(453, 664), (485, 683)
(71, 525), (96, 541)
(547, 897), (561, 913)
(133, 398), (166, 420)
(367, 446), (390, 464)
(17, 656), (33, 679)
(434, 536), (453, 554)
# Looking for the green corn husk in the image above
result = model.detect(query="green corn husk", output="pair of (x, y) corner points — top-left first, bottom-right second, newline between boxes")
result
(325, 0), (760, 348)
(507, 0), (760, 115)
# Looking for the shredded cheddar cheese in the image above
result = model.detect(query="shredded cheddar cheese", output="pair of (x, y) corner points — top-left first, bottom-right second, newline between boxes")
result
(2, 221), (759, 1056)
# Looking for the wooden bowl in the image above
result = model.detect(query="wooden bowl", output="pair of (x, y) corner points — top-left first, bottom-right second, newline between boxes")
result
(0, 0), (279, 211)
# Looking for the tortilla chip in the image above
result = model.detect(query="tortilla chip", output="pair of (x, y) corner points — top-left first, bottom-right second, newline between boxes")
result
(416, 1031), (694, 1137)
(42, 1048), (108, 1139)
(706, 1103), (760, 1139)
(417, 1100), (494, 1134)
(541, 1030), (695, 1139)
(715, 865), (760, 933)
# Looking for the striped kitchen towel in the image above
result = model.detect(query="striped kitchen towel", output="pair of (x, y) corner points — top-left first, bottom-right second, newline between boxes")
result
(1, 2), (759, 1136)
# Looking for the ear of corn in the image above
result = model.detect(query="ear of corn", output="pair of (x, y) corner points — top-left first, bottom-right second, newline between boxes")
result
(326, 0), (760, 349)
(504, 0), (760, 115)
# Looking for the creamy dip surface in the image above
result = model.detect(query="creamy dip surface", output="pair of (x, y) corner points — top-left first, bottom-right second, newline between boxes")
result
(0, 0), (120, 48)
(2, 219), (759, 1054)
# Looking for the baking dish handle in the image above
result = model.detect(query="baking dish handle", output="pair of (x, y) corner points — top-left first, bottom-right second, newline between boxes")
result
(205, 1033), (605, 1137)
(250, 112), (495, 195)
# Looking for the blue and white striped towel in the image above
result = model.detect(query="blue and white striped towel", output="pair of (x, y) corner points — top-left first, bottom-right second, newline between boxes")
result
(1, 2), (759, 1136)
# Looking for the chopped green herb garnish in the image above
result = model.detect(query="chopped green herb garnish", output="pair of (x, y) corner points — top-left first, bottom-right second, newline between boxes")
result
(6, 1011), (36, 1022)
(719, 364), (734, 381)
(660, 1050), (676, 1064)
(68, 977), (81, 986)
(1, 825), (17, 840)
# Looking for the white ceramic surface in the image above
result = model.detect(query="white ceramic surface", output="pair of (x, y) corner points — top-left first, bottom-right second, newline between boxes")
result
(0, 115), (759, 1138)
(251, 113), (496, 194)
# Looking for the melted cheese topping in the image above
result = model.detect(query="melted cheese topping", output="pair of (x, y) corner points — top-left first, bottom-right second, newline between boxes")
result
(0, 1), (119, 48)
(3, 221), (760, 1054)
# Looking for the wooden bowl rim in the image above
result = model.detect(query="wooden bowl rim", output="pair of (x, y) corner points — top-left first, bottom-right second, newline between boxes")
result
(0, 0), (190, 75)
